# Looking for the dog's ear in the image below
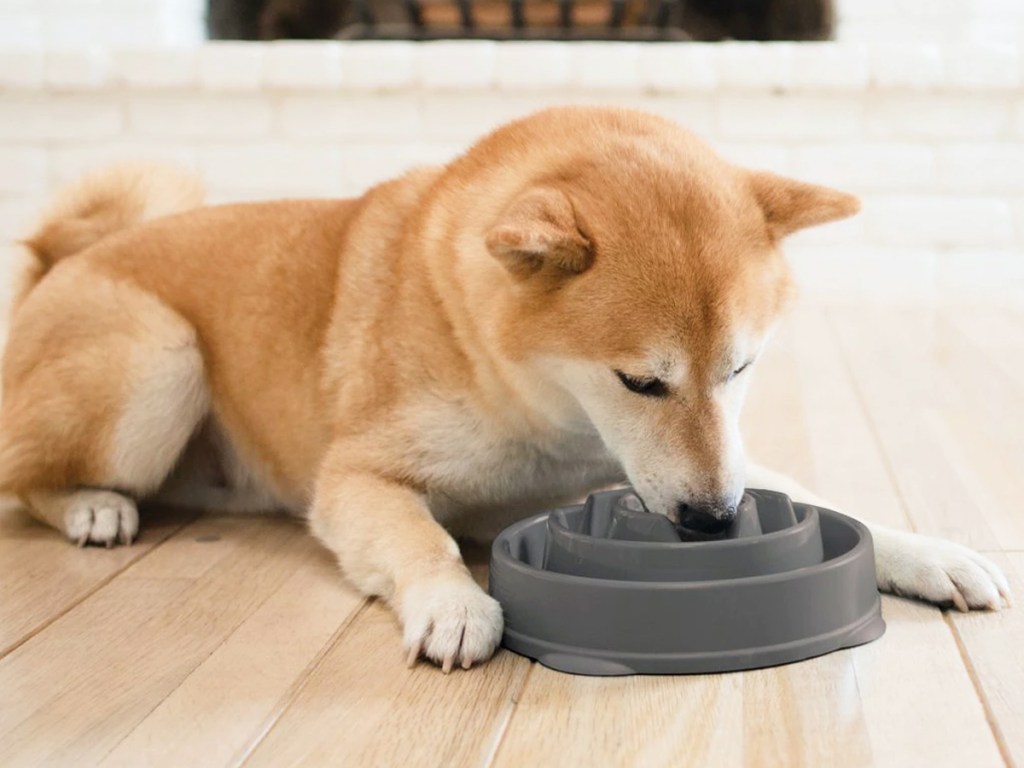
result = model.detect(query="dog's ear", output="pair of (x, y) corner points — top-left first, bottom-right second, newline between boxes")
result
(486, 187), (593, 279)
(749, 171), (860, 238)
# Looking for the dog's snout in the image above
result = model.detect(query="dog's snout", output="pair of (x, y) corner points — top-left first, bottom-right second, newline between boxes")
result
(676, 501), (737, 535)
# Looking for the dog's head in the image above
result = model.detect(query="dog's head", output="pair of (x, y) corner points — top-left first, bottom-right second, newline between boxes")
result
(472, 109), (858, 534)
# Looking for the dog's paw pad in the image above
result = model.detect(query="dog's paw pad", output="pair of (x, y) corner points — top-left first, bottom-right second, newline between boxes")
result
(880, 535), (1012, 611)
(400, 576), (503, 672)
(63, 491), (139, 547)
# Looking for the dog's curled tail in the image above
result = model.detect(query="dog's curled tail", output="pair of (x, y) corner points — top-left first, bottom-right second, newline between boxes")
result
(14, 163), (204, 310)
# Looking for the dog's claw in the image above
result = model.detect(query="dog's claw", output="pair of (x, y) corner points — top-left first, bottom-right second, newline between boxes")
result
(951, 588), (969, 613)
(461, 656), (472, 670)
(442, 654), (454, 674)
(76, 533), (88, 547)
(406, 641), (422, 668)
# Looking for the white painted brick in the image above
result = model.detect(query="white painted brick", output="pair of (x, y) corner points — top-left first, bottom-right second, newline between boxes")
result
(784, 214), (867, 247)
(626, 97), (716, 138)
(936, 249), (1024, 303)
(792, 44), (869, 90)
(0, 196), (45, 242)
(571, 43), (642, 90)
(419, 41), (496, 90)
(43, 12), (163, 47)
(792, 143), (935, 192)
(718, 96), (864, 140)
(339, 144), (439, 195)
(198, 43), (264, 91)
(716, 143), (791, 174)
(869, 44), (943, 88)
(868, 96), (1010, 139)
(0, 13), (40, 47)
(341, 42), (417, 90)
(199, 144), (343, 194)
(419, 93), (563, 142)
(0, 148), (47, 193)
(1013, 198), (1024, 244)
(281, 95), (421, 141)
(264, 41), (343, 89)
(945, 43), (1020, 89)
(639, 44), (718, 93)
(496, 42), (572, 90)
(0, 50), (43, 88)
(717, 42), (794, 90)
(128, 95), (272, 139)
(49, 143), (197, 184)
(0, 95), (122, 140)
(114, 48), (197, 88)
(786, 245), (937, 303)
(863, 196), (1014, 248)
(45, 48), (112, 89)
(938, 145), (1024, 193)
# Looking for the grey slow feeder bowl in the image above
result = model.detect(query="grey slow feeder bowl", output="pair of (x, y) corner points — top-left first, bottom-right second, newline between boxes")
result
(488, 488), (885, 676)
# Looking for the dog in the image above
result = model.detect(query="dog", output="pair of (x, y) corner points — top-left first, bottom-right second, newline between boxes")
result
(2, 107), (1010, 672)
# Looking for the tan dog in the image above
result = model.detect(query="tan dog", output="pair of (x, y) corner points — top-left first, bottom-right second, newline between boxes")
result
(2, 107), (1010, 672)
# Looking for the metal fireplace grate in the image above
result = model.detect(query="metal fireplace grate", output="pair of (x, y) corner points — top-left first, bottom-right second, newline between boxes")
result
(337, 0), (693, 41)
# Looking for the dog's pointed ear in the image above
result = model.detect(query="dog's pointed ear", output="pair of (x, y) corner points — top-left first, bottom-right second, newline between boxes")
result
(749, 171), (860, 239)
(485, 187), (593, 279)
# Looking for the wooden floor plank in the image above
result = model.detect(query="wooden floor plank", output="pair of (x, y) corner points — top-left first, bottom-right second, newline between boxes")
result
(949, 552), (1024, 766)
(850, 597), (1004, 768)
(242, 600), (530, 768)
(0, 502), (195, 658)
(99, 538), (363, 768)
(0, 515), (329, 767)
(829, 308), (1003, 549)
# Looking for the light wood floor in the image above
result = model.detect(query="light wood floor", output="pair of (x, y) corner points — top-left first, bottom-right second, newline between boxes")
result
(1, 305), (1022, 768)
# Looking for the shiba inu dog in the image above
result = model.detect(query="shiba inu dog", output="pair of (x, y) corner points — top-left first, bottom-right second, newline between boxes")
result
(2, 107), (1010, 673)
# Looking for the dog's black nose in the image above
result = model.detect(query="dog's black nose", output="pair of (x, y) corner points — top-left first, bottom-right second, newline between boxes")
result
(677, 502), (737, 535)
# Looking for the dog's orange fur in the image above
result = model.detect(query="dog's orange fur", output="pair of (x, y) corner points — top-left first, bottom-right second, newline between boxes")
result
(22, 107), (1003, 673)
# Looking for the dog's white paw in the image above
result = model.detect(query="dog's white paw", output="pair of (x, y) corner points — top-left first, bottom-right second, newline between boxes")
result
(399, 574), (504, 673)
(63, 490), (139, 548)
(874, 529), (1012, 611)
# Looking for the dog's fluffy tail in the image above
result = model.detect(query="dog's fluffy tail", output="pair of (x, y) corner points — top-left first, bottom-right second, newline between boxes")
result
(14, 163), (204, 310)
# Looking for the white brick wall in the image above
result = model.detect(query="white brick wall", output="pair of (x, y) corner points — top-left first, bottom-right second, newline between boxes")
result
(0, 40), (1022, 306)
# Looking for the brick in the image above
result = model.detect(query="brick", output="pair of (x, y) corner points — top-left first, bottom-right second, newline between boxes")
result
(945, 43), (1020, 89)
(264, 41), (342, 89)
(45, 48), (112, 89)
(627, 97), (716, 138)
(936, 249), (1024, 303)
(419, 93), (563, 142)
(1013, 198), (1024, 244)
(717, 42), (794, 90)
(869, 43), (943, 89)
(863, 195), (1014, 248)
(570, 43), (642, 90)
(43, 12), (163, 47)
(716, 143), (791, 175)
(0, 13), (40, 47)
(49, 144), (198, 184)
(937, 145), (1024, 192)
(198, 43), (264, 91)
(128, 95), (272, 138)
(0, 49), (43, 88)
(496, 42), (572, 90)
(0, 148), (47, 192)
(718, 95), (864, 140)
(640, 44), (718, 92)
(792, 43), (869, 90)
(868, 96), (1010, 140)
(0, 196), (45, 243)
(0, 95), (122, 140)
(341, 42), (417, 90)
(280, 94), (420, 140)
(114, 48), (197, 88)
(338, 145), (441, 196)
(792, 143), (935, 192)
(419, 41), (496, 89)
(199, 144), (344, 195)
(786, 245), (937, 303)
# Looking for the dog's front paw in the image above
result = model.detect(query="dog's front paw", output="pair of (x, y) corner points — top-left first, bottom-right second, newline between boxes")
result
(874, 530), (1012, 611)
(399, 574), (503, 673)
(63, 490), (139, 547)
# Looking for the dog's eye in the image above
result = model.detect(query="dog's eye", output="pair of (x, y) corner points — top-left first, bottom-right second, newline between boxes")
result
(615, 371), (668, 397)
(730, 360), (753, 380)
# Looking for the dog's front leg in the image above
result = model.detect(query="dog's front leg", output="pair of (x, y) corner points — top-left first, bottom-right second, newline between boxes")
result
(744, 462), (1012, 611)
(309, 463), (503, 672)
